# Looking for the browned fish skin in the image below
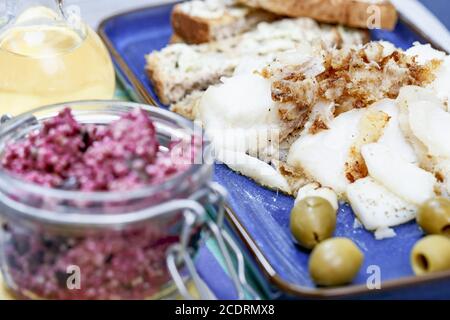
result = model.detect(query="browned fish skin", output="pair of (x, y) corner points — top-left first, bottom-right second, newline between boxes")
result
(269, 42), (440, 123)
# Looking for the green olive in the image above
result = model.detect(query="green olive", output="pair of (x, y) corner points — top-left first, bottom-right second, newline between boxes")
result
(309, 238), (364, 286)
(411, 235), (450, 276)
(290, 197), (336, 249)
(417, 197), (450, 237)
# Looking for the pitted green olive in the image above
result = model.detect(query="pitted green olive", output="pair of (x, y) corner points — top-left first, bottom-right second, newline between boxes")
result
(309, 238), (364, 286)
(290, 197), (336, 249)
(411, 235), (450, 275)
(417, 197), (450, 236)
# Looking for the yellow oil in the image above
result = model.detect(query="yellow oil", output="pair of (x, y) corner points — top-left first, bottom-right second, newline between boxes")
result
(0, 10), (115, 115)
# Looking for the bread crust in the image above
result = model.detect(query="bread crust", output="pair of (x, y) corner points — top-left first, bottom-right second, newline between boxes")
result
(171, 6), (212, 44)
(171, 4), (277, 44)
(145, 56), (169, 105)
(238, 0), (398, 30)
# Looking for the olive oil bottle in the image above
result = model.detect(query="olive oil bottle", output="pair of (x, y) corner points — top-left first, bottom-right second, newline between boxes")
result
(0, 5), (115, 115)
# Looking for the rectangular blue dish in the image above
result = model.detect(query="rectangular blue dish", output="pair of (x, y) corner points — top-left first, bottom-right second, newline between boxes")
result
(98, 2), (450, 299)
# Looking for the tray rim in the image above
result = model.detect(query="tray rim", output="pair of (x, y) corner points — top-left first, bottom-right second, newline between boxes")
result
(97, 3), (450, 299)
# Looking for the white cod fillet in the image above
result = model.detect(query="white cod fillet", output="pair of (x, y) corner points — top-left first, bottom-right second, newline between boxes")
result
(347, 177), (417, 232)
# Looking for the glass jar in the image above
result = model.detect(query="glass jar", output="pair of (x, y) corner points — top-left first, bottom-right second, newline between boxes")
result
(0, 101), (251, 300)
(0, 1), (116, 115)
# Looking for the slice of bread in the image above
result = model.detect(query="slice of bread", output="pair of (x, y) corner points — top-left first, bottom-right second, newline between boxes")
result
(146, 18), (369, 105)
(170, 90), (204, 119)
(238, 0), (398, 30)
(146, 41), (236, 105)
(172, 0), (277, 44)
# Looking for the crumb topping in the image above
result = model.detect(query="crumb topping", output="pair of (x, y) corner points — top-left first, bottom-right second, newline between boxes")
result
(267, 42), (441, 120)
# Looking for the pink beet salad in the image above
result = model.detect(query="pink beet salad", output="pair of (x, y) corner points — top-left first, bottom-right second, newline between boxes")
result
(0, 108), (196, 299)
(2, 107), (191, 191)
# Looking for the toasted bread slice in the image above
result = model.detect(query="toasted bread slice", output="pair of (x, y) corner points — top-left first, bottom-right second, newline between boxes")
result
(238, 0), (398, 30)
(172, 1), (277, 44)
(147, 18), (369, 105)
(146, 41), (235, 105)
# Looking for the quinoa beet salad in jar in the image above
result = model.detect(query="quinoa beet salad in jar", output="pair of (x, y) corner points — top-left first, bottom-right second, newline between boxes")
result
(0, 101), (229, 300)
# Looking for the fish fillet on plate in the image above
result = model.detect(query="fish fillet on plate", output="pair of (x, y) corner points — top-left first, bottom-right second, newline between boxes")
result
(195, 41), (450, 238)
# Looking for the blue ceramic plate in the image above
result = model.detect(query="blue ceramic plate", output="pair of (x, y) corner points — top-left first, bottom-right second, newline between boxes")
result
(98, 3), (450, 298)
